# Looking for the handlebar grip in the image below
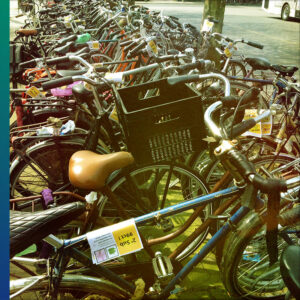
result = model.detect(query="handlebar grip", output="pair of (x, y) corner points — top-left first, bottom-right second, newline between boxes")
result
(227, 149), (287, 193)
(228, 118), (256, 139)
(127, 40), (147, 58)
(119, 39), (134, 47)
(46, 56), (70, 66)
(239, 87), (260, 103)
(213, 33), (233, 42)
(246, 40), (264, 50)
(94, 66), (109, 73)
(19, 59), (37, 69)
(98, 18), (114, 33)
(251, 174), (287, 193)
(42, 76), (74, 90)
(156, 55), (178, 63)
(167, 74), (200, 85)
(221, 96), (240, 107)
(166, 18), (177, 29)
(57, 34), (77, 46)
(207, 16), (219, 23)
(222, 87), (260, 108)
(175, 60), (206, 74)
(123, 40), (137, 52)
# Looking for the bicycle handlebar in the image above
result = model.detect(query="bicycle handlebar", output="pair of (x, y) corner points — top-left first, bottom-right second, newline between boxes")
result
(42, 76), (74, 90)
(242, 39), (264, 50)
(212, 33), (264, 50)
(227, 149), (287, 193)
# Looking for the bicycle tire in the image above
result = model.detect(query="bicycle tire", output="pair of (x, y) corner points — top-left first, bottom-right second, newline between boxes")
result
(225, 60), (247, 78)
(208, 155), (297, 267)
(10, 274), (130, 299)
(219, 204), (300, 299)
(10, 138), (106, 201)
(100, 162), (210, 261)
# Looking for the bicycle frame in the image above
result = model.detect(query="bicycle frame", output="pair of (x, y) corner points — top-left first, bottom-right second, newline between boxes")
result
(23, 185), (246, 298)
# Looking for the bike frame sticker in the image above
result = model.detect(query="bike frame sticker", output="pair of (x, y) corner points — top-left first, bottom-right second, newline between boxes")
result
(26, 86), (43, 98)
(87, 219), (143, 264)
(242, 109), (272, 137)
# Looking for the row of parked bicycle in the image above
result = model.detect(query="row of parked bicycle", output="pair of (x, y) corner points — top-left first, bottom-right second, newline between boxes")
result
(10, 0), (299, 299)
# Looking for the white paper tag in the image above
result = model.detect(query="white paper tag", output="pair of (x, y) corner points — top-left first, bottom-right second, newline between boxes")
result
(104, 72), (124, 83)
(242, 109), (272, 138)
(201, 19), (214, 32)
(85, 191), (98, 204)
(87, 219), (143, 264)
(88, 41), (100, 50)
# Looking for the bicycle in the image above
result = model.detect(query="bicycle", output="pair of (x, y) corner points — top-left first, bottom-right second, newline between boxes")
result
(10, 73), (298, 300)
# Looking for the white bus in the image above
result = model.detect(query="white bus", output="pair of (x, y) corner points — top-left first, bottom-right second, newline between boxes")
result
(262, 0), (300, 20)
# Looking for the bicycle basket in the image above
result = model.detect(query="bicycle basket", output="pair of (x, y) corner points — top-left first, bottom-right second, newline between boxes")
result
(115, 78), (206, 164)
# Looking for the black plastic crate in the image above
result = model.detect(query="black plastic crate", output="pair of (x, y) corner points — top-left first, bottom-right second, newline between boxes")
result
(115, 78), (206, 164)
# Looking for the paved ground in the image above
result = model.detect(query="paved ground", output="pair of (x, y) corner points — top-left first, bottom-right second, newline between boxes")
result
(138, 1), (300, 73)
(11, 1), (299, 75)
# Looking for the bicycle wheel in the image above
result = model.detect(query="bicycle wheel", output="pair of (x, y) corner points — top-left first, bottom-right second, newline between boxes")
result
(209, 154), (298, 267)
(10, 274), (130, 299)
(100, 162), (210, 261)
(220, 204), (300, 299)
(10, 138), (95, 200)
(225, 60), (247, 78)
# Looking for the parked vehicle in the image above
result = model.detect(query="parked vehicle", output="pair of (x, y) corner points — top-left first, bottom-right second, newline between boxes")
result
(262, 0), (300, 20)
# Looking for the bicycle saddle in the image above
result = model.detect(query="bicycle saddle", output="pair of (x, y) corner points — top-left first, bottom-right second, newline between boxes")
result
(10, 202), (85, 258)
(280, 245), (300, 299)
(69, 151), (134, 190)
(271, 65), (299, 77)
(56, 69), (87, 78)
(54, 41), (75, 56)
(16, 29), (38, 36)
(245, 57), (271, 70)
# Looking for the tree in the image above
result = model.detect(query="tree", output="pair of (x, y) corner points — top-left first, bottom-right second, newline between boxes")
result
(128, 0), (135, 7)
(201, 0), (226, 33)
(200, 0), (226, 68)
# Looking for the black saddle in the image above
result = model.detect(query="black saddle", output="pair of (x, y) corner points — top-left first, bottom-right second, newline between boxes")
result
(10, 202), (85, 258)
(54, 41), (75, 56)
(271, 65), (299, 77)
(280, 245), (300, 299)
(56, 69), (87, 78)
(245, 57), (271, 70)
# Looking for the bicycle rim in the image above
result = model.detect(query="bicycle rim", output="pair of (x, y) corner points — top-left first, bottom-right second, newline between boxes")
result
(10, 274), (130, 299)
(100, 162), (210, 261)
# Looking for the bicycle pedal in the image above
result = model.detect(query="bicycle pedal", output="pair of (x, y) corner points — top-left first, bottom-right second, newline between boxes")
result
(152, 251), (174, 285)
(160, 218), (174, 232)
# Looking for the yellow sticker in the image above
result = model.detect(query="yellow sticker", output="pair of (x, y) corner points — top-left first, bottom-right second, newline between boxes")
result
(242, 109), (272, 137)
(224, 47), (233, 58)
(148, 40), (158, 54)
(109, 106), (119, 123)
(26, 86), (41, 98)
(83, 82), (92, 91)
(92, 41), (100, 49)
(112, 222), (142, 255)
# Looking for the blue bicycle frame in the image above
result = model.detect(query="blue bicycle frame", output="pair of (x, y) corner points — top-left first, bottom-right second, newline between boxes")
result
(62, 184), (251, 299)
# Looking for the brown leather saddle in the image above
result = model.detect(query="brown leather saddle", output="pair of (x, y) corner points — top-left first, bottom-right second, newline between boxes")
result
(16, 28), (38, 36)
(69, 151), (134, 190)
